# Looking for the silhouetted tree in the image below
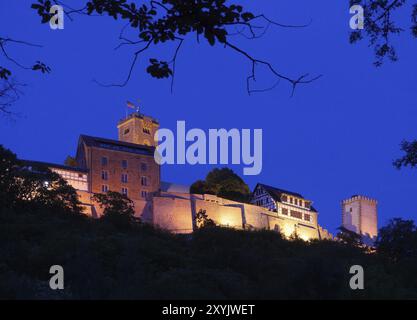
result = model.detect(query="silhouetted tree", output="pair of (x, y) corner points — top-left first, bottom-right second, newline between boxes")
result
(195, 209), (216, 228)
(0, 36), (50, 115)
(64, 156), (78, 167)
(92, 191), (137, 229)
(350, 0), (417, 66)
(190, 167), (250, 203)
(375, 218), (417, 261)
(393, 140), (417, 169)
(0, 145), (81, 212)
(336, 226), (363, 248)
(28, 0), (319, 96)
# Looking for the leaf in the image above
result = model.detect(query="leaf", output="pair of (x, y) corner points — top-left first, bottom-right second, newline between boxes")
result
(0, 67), (12, 80)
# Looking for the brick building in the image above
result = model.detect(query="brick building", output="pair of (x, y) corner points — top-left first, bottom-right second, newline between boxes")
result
(75, 134), (160, 201)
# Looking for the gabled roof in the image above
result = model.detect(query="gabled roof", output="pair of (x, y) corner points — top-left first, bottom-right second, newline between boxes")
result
(79, 135), (155, 156)
(256, 183), (304, 200)
(21, 160), (88, 173)
(254, 183), (318, 212)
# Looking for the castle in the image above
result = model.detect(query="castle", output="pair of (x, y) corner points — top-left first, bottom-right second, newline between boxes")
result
(22, 107), (378, 241)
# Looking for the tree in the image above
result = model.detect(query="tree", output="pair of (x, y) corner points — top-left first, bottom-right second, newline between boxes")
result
(190, 167), (250, 203)
(375, 218), (417, 261)
(336, 226), (363, 248)
(350, 0), (417, 66)
(64, 156), (78, 167)
(27, 0), (319, 96)
(92, 191), (137, 229)
(0, 80), (24, 116)
(0, 145), (81, 212)
(0, 36), (50, 115)
(393, 140), (417, 169)
(195, 209), (216, 228)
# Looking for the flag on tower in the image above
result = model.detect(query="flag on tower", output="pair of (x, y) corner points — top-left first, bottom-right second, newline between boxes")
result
(127, 101), (136, 109)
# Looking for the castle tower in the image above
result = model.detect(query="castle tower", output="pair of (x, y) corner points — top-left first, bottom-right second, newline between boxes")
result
(342, 195), (378, 241)
(117, 105), (159, 146)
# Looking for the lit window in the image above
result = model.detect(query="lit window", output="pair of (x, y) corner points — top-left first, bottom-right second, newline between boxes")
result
(290, 210), (302, 219)
(122, 160), (128, 169)
(121, 187), (128, 196)
(101, 157), (108, 166)
(121, 173), (128, 183)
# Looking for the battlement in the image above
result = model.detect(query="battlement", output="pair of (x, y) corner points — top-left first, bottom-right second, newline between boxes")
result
(342, 195), (377, 204)
(118, 112), (159, 125)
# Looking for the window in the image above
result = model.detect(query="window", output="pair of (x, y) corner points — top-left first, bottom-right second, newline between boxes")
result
(141, 163), (147, 171)
(101, 170), (108, 180)
(141, 191), (148, 198)
(282, 208), (288, 215)
(299, 200), (303, 207)
(121, 173), (128, 183)
(141, 176), (148, 186)
(304, 214), (311, 222)
(121, 187), (128, 196)
(305, 202), (310, 209)
(101, 185), (108, 193)
(289, 197), (293, 204)
(101, 157), (108, 166)
(122, 160), (128, 169)
(294, 199), (298, 205)
(124, 128), (130, 135)
(143, 128), (150, 134)
(282, 195), (288, 202)
(290, 210), (302, 219)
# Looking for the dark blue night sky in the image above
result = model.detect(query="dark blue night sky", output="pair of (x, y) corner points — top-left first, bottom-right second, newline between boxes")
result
(1, 1), (416, 234)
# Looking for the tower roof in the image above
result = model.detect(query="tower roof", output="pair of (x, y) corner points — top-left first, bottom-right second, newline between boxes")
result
(79, 134), (155, 155)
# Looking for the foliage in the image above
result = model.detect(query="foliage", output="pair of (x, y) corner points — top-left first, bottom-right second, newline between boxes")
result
(92, 191), (137, 229)
(336, 226), (364, 248)
(0, 145), (81, 213)
(393, 140), (417, 169)
(375, 218), (417, 261)
(350, 0), (417, 66)
(195, 209), (216, 228)
(27, 0), (319, 94)
(64, 156), (78, 167)
(0, 37), (49, 114)
(190, 167), (250, 203)
(2, 206), (417, 299)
